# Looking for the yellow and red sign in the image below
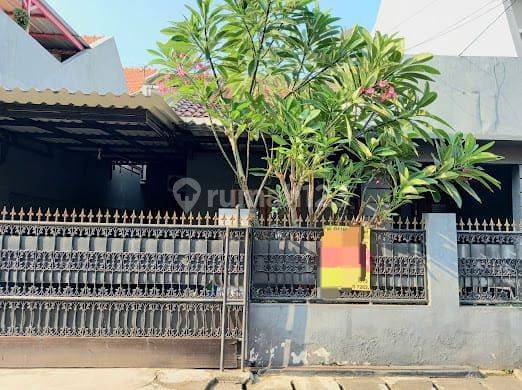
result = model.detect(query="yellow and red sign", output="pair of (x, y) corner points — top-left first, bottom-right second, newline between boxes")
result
(320, 226), (371, 291)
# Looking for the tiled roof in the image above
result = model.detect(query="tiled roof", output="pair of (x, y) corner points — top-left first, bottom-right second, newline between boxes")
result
(123, 67), (157, 95)
(81, 35), (106, 46)
(123, 67), (209, 119)
(173, 99), (208, 118)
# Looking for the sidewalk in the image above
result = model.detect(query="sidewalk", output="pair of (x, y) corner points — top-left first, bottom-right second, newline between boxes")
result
(0, 368), (520, 389)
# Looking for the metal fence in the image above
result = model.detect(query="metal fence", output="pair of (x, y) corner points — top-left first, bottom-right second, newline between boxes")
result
(250, 219), (427, 304)
(0, 207), (249, 369)
(457, 218), (522, 305)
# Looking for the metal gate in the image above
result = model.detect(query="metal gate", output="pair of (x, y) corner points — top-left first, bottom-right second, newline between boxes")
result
(0, 208), (249, 369)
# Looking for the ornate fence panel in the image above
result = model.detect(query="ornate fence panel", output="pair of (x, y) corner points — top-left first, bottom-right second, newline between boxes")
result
(250, 227), (322, 301)
(457, 219), (522, 305)
(250, 223), (427, 304)
(0, 208), (249, 369)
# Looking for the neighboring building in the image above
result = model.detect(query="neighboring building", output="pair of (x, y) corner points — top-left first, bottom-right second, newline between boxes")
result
(369, 0), (522, 222)
(0, 0), (126, 93)
(375, 0), (522, 56)
(123, 67), (157, 94)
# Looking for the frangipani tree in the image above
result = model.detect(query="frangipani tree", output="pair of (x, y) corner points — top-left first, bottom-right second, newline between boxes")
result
(152, 0), (501, 225)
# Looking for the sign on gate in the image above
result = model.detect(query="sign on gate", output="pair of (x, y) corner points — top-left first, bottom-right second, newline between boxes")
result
(319, 226), (371, 294)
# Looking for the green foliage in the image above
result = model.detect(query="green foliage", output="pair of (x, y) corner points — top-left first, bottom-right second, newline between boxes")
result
(152, 0), (502, 224)
(13, 8), (29, 30)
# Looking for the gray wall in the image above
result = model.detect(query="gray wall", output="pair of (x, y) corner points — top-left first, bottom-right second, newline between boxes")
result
(0, 10), (126, 94)
(248, 214), (522, 369)
(430, 56), (522, 141)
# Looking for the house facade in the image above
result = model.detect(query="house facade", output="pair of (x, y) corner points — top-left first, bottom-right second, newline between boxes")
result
(0, 0), (520, 370)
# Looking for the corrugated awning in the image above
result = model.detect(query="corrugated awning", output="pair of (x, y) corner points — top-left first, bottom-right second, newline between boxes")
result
(0, 87), (186, 162)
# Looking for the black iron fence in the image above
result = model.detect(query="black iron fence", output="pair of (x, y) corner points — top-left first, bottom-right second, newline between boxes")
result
(457, 218), (522, 305)
(250, 223), (427, 304)
(0, 209), (249, 369)
(7, 209), (521, 367)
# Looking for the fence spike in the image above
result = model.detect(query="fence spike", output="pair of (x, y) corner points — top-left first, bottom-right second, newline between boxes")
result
(94, 209), (100, 223)
(62, 208), (68, 223)
(267, 214), (273, 227)
(171, 211), (178, 225)
(43, 208), (51, 222)
(121, 210), (128, 224)
(155, 210), (162, 224)
(27, 207), (34, 222)
(259, 214), (266, 227)
(188, 212), (194, 225)
(412, 216), (418, 230)
(9, 207), (16, 221)
(196, 212), (202, 225)
(504, 218), (511, 232)
(35, 208), (43, 222)
(146, 210), (153, 224)
(130, 210), (137, 224)
(180, 212), (186, 225)
(212, 212), (218, 226)
(103, 209), (110, 223)
(70, 209), (77, 223)
(113, 209), (120, 224)
(481, 219), (487, 231)
(204, 211), (211, 226)
(138, 211), (145, 224)
(163, 210), (170, 225)
(18, 207), (25, 221)
(458, 218), (464, 230)
(1, 206), (7, 221)
(52, 208), (60, 222)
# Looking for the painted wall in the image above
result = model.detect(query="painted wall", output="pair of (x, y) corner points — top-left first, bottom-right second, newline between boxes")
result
(375, 0), (522, 56)
(248, 214), (522, 369)
(0, 11), (126, 94)
(429, 56), (522, 141)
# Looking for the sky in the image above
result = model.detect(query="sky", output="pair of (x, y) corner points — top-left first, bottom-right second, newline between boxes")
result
(46, 0), (381, 67)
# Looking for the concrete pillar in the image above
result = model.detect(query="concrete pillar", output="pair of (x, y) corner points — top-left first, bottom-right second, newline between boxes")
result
(423, 213), (459, 310)
(511, 165), (522, 224)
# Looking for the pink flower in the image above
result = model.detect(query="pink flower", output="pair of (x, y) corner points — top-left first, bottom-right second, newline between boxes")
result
(195, 62), (207, 71)
(378, 80), (389, 88)
(176, 66), (187, 77)
(386, 86), (397, 99)
(365, 87), (375, 95)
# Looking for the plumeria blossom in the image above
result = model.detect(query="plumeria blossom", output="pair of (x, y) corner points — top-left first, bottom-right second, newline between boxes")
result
(176, 66), (187, 77)
(194, 62), (207, 71)
(378, 79), (389, 88)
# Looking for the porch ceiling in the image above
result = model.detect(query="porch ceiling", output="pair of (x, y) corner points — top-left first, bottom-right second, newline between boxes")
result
(0, 88), (190, 162)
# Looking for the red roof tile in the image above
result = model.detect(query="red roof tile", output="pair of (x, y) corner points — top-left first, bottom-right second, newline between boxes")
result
(81, 35), (105, 46)
(123, 67), (157, 95)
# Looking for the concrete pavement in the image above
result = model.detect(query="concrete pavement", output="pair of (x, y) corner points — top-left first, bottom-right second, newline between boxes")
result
(0, 368), (520, 389)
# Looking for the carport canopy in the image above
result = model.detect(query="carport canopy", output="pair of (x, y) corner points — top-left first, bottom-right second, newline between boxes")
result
(0, 88), (187, 163)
